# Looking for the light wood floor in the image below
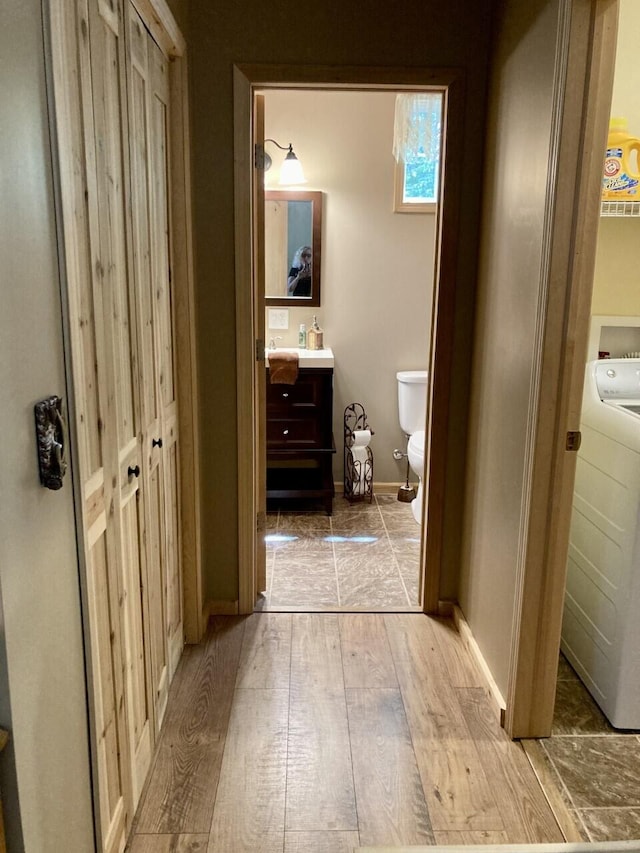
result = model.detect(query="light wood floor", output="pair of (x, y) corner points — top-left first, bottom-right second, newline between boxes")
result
(126, 613), (565, 852)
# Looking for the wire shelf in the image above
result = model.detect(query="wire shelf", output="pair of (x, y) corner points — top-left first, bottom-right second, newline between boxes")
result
(601, 200), (640, 217)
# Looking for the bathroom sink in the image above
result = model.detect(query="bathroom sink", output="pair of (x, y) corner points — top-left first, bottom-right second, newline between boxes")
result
(266, 346), (334, 368)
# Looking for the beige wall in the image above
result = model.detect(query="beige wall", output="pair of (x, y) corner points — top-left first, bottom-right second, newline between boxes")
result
(0, 2), (94, 850)
(188, 0), (495, 602)
(591, 0), (640, 316)
(264, 90), (434, 484)
(459, 0), (564, 698)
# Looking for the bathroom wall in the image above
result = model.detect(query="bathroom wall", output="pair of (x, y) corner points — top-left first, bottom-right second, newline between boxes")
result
(264, 89), (435, 485)
(591, 0), (640, 317)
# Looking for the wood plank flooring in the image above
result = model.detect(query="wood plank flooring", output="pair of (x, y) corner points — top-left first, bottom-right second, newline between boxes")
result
(127, 614), (564, 852)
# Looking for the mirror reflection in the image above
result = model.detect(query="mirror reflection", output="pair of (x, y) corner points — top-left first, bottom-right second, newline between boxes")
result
(265, 190), (322, 306)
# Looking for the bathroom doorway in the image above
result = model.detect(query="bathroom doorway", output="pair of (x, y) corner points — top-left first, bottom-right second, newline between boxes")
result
(233, 65), (465, 615)
(259, 88), (436, 611)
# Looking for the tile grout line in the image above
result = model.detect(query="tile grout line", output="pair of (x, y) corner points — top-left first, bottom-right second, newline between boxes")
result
(538, 738), (593, 841)
(550, 732), (635, 738)
(330, 513), (342, 607)
(573, 809), (593, 843)
(577, 806), (640, 811)
(376, 494), (421, 608)
(376, 497), (411, 608)
(265, 511), (279, 607)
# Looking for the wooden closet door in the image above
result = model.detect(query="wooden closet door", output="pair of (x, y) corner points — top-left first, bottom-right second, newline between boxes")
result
(51, 0), (185, 844)
(125, 2), (182, 732)
(89, 0), (154, 823)
(49, 0), (142, 848)
(148, 34), (183, 685)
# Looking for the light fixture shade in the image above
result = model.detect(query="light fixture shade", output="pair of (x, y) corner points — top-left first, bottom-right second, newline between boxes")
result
(279, 149), (306, 185)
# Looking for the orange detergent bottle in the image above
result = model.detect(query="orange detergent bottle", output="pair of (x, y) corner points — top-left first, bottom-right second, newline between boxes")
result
(602, 118), (640, 200)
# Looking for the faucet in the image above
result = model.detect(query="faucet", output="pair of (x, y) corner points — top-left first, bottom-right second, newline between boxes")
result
(268, 336), (282, 350)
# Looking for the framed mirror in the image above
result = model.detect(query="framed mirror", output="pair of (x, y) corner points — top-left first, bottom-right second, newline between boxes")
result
(265, 190), (322, 307)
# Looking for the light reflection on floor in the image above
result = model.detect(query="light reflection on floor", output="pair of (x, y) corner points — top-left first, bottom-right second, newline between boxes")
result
(258, 494), (422, 612)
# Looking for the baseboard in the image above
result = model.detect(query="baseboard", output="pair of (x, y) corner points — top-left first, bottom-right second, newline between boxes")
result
(334, 482), (415, 497)
(203, 599), (239, 620)
(453, 604), (507, 726)
(335, 483), (410, 497)
(373, 482), (412, 495)
(437, 599), (454, 617)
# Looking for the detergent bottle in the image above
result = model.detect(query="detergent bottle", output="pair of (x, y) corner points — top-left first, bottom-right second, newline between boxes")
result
(602, 118), (640, 201)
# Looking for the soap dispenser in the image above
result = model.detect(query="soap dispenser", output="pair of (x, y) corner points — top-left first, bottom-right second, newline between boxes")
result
(307, 315), (323, 351)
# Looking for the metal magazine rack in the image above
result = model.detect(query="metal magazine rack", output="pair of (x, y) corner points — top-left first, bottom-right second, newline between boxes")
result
(344, 402), (374, 503)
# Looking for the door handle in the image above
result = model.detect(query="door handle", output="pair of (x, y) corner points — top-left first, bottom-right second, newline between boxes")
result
(34, 395), (68, 490)
(128, 465), (141, 479)
(152, 437), (163, 448)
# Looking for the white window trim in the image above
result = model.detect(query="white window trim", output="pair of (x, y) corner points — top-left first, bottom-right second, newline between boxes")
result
(393, 159), (437, 213)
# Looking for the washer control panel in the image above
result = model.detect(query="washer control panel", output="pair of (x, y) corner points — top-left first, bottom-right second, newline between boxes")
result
(595, 358), (640, 401)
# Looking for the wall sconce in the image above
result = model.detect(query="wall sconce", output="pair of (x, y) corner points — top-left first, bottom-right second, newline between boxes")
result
(255, 138), (306, 185)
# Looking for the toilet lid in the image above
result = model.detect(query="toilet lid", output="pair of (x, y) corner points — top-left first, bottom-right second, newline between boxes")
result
(396, 370), (428, 383)
(408, 430), (426, 455)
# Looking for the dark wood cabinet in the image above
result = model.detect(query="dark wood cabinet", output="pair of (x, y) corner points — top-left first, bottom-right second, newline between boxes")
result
(266, 366), (335, 513)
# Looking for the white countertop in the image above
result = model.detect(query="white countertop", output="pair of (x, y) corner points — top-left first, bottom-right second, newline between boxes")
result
(266, 346), (334, 368)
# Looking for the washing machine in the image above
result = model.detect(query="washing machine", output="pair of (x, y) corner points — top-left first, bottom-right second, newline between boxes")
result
(562, 358), (640, 728)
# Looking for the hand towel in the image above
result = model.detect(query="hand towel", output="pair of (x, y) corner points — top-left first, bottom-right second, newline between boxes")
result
(268, 351), (299, 384)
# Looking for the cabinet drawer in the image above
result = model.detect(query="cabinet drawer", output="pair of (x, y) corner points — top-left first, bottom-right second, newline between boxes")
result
(266, 376), (322, 413)
(267, 417), (323, 449)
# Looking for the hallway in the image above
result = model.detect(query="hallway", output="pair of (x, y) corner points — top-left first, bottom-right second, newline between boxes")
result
(126, 613), (564, 852)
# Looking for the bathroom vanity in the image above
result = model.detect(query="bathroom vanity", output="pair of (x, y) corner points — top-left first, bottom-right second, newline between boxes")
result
(266, 348), (335, 513)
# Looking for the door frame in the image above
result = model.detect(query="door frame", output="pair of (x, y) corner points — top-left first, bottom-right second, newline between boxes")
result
(505, 0), (618, 738)
(233, 64), (465, 614)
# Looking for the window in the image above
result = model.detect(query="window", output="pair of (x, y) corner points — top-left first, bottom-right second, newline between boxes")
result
(393, 92), (443, 213)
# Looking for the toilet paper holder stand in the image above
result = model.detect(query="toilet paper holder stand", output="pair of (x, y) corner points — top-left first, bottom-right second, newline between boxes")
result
(344, 402), (374, 503)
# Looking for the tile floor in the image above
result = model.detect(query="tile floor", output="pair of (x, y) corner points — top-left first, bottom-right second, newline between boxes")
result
(535, 653), (640, 842)
(259, 494), (422, 611)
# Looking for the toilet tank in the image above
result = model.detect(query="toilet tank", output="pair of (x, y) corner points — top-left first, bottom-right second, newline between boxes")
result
(397, 370), (428, 435)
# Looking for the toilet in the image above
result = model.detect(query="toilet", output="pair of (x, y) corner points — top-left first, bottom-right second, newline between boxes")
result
(396, 370), (428, 524)
(407, 430), (426, 523)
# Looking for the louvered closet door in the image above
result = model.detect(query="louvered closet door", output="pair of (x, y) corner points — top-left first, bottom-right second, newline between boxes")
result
(125, 2), (183, 732)
(88, 0), (154, 824)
